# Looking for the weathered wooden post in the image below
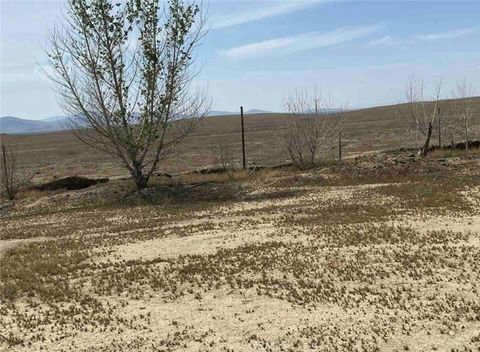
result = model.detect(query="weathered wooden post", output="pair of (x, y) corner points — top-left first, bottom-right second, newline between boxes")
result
(438, 107), (442, 147)
(240, 106), (246, 169)
(338, 130), (342, 162)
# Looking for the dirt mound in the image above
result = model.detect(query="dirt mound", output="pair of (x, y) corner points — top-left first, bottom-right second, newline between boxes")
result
(430, 140), (480, 151)
(34, 176), (108, 191)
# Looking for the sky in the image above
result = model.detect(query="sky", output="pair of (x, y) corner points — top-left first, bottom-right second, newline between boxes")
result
(1, 0), (480, 119)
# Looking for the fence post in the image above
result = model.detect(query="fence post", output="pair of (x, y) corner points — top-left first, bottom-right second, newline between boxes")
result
(338, 130), (342, 162)
(438, 107), (442, 147)
(240, 106), (246, 169)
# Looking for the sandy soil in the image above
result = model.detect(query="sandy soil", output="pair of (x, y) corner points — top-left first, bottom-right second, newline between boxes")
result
(1, 156), (480, 351)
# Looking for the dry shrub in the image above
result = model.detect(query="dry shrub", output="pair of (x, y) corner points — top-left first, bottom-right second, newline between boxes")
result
(212, 142), (237, 179)
(1, 144), (34, 200)
(282, 89), (341, 170)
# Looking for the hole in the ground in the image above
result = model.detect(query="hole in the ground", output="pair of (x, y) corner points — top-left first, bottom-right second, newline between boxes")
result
(34, 176), (109, 191)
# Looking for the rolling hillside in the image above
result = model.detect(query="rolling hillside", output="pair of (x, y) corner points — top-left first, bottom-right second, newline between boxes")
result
(0, 116), (67, 134)
(0, 109), (274, 134)
(2, 98), (479, 179)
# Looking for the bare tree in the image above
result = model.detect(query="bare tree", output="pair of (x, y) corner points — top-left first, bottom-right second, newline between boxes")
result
(1, 144), (34, 200)
(452, 80), (478, 151)
(282, 89), (337, 169)
(400, 77), (442, 157)
(45, 0), (210, 190)
(214, 142), (236, 179)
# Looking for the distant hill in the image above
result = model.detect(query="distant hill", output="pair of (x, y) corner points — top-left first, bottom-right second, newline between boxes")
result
(5, 97), (480, 175)
(245, 109), (271, 114)
(208, 109), (272, 116)
(41, 116), (69, 123)
(0, 116), (67, 134)
(207, 110), (237, 117)
(1, 110), (274, 134)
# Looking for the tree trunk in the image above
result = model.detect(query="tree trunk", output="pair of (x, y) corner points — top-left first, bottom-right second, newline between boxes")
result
(464, 122), (469, 151)
(2, 145), (14, 200)
(420, 122), (433, 157)
(131, 163), (149, 190)
(134, 176), (148, 190)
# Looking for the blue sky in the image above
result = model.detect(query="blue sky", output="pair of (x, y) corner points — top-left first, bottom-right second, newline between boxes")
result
(1, 0), (480, 119)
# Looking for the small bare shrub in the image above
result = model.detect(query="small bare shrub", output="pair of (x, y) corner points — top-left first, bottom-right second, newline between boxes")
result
(1, 144), (34, 200)
(214, 142), (237, 179)
(451, 80), (479, 151)
(282, 89), (337, 170)
(399, 77), (442, 157)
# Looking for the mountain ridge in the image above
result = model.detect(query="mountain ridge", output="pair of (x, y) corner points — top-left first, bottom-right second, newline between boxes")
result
(0, 116), (66, 134)
(0, 109), (274, 134)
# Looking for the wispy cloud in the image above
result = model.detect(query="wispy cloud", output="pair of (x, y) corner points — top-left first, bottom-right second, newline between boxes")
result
(221, 24), (382, 60)
(413, 27), (478, 41)
(211, 0), (325, 29)
(366, 28), (478, 48)
(367, 35), (396, 47)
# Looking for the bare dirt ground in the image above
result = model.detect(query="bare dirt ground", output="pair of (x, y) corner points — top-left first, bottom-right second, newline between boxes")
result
(1, 149), (480, 351)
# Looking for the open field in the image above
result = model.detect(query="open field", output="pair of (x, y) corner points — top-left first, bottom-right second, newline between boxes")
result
(3, 99), (479, 183)
(3, 0), (480, 350)
(0, 105), (441, 180)
(1, 146), (480, 351)
(0, 111), (401, 180)
(1, 100), (480, 351)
